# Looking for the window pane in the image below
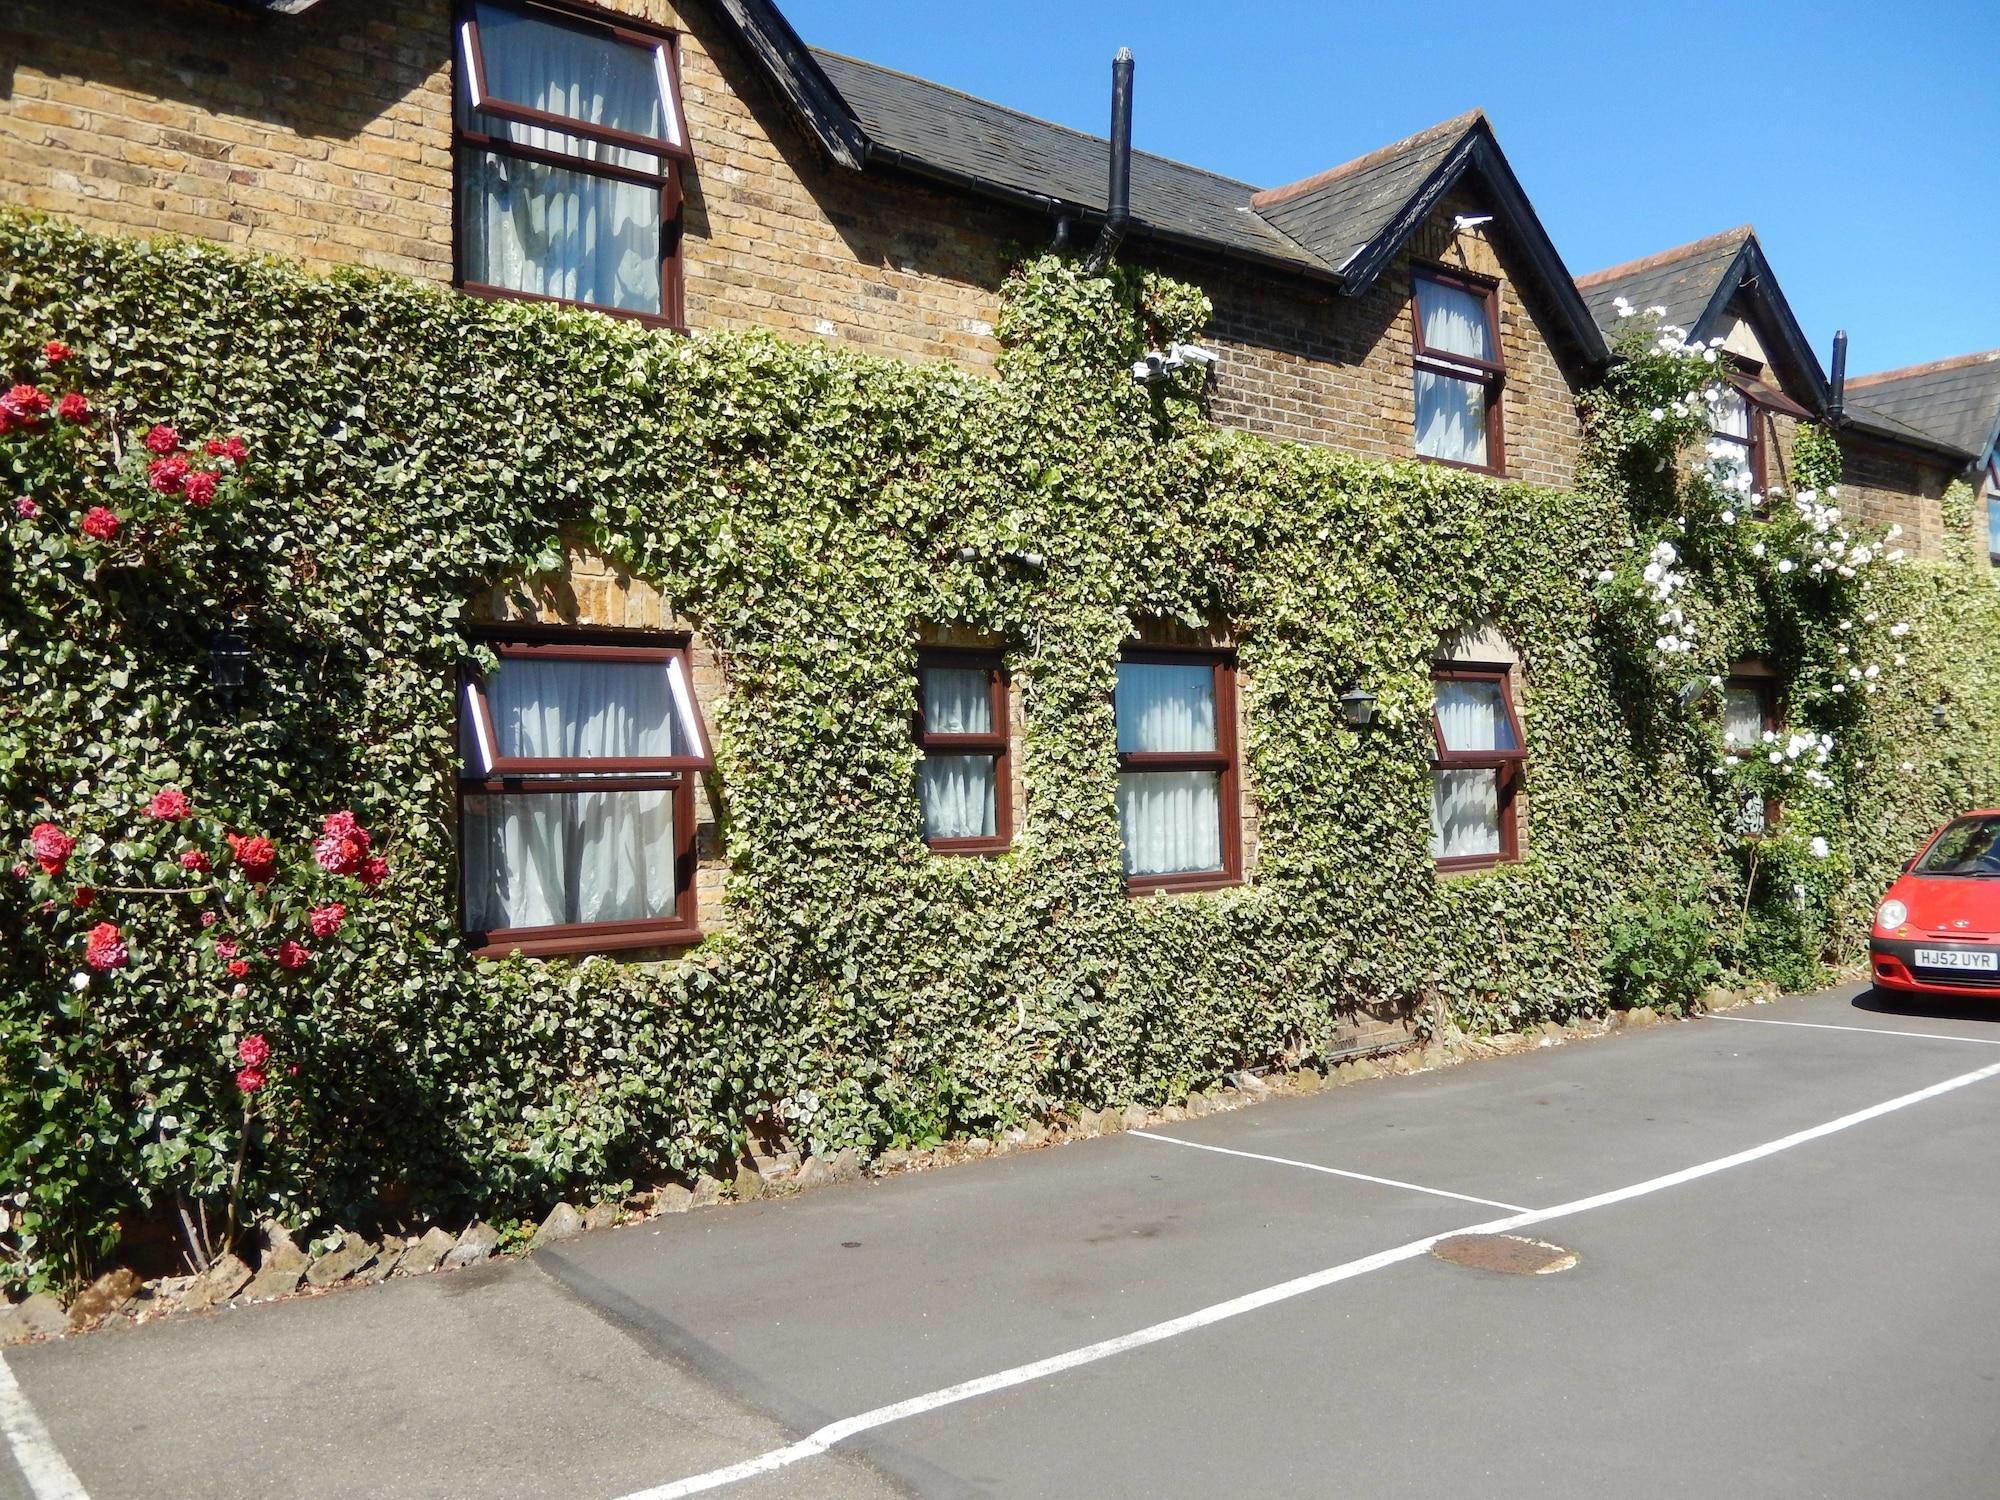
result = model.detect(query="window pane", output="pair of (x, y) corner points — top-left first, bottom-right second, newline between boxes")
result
(1987, 497), (2000, 558)
(472, 1), (672, 166)
(1115, 662), (1217, 753)
(1417, 278), (1493, 362)
(923, 666), (994, 735)
(919, 754), (998, 840)
(1430, 769), (1501, 860)
(1118, 770), (1223, 876)
(1709, 387), (1751, 439)
(1414, 369), (1489, 465)
(1434, 679), (1517, 752)
(1722, 685), (1765, 746)
(463, 789), (674, 930)
(485, 657), (679, 760)
(1729, 792), (1769, 837)
(459, 150), (662, 314)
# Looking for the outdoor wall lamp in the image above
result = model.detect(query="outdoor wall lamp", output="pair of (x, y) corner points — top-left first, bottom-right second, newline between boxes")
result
(1338, 686), (1378, 730)
(1932, 703), (1949, 730)
(209, 630), (252, 707)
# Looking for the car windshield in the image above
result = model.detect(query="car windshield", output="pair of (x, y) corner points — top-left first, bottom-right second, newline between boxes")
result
(1914, 815), (2000, 876)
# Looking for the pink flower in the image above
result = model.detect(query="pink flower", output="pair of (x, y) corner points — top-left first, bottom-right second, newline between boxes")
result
(236, 1033), (270, 1067)
(56, 392), (89, 424)
(8, 863), (27, 880)
(313, 810), (372, 876)
(214, 938), (240, 960)
(274, 939), (310, 970)
(357, 855), (389, 890)
(29, 822), (74, 876)
(200, 909), (220, 928)
(80, 506), (120, 541)
(205, 436), (249, 466)
(83, 921), (127, 971)
(43, 341), (73, 363)
(147, 455), (189, 495)
(146, 787), (192, 821)
(224, 833), (277, 883)
(182, 470), (219, 507)
(179, 848), (211, 873)
(12, 497), (36, 520)
(143, 424), (181, 456)
(309, 903), (345, 938)
(235, 1066), (266, 1095)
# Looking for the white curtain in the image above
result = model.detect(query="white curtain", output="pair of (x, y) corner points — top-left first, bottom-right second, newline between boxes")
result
(923, 666), (993, 734)
(1415, 370), (1488, 465)
(1430, 769), (1500, 859)
(1722, 685), (1764, 746)
(1710, 387), (1751, 440)
(463, 658), (678, 931)
(1119, 771), (1222, 876)
(459, 4), (668, 312)
(1435, 679), (1516, 752)
(1419, 279), (1493, 361)
(1115, 662), (1216, 752)
(1986, 498), (2000, 558)
(920, 755), (997, 840)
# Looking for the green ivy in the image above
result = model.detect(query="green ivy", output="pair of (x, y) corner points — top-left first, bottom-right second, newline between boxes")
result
(4, 212), (1999, 1293)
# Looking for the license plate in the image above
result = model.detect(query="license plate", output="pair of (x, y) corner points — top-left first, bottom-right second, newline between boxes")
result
(1914, 947), (1998, 972)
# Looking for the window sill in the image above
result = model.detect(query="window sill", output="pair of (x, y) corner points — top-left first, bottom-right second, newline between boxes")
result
(469, 920), (702, 959)
(1416, 452), (1508, 479)
(925, 838), (1014, 857)
(1128, 871), (1244, 896)
(1433, 853), (1519, 877)
(457, 281), (686, 333)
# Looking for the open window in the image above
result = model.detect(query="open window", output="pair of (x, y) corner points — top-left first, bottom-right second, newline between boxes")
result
(1412, 267), (1506, 474)
(916, 650), (1012, 854)
(1430, 664), (1523, 869)
(1115, 650), (1242, 892)
(459, 628), (712, 956)
(454, 0), (690, 322)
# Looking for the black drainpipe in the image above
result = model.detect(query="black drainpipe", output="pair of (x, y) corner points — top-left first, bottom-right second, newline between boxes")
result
(1082, 48), (1134, 274)
(1829, 329), (1848, 419)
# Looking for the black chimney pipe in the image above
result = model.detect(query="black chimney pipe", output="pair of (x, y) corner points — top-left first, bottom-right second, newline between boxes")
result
(1083, 49), (1134, 274)
(1829, 330), (1848, 418)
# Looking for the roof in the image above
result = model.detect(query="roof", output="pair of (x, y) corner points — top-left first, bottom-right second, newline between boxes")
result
(1574, 227), (1752, 337)
(1847, 352), (2000, 463)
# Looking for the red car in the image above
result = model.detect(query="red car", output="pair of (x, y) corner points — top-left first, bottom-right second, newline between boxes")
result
(1870, 811), (2000, 1000)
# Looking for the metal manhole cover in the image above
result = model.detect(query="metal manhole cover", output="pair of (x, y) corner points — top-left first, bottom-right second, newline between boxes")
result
(1431, 1233), (1577, 1275)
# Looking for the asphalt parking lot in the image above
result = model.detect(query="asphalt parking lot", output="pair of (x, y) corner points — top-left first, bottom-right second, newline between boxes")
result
(8, 982), (2000, 1499)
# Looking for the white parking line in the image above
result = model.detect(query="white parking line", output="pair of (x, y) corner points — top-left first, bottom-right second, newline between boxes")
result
(1125, 1130), (1531, 1213)
(1708, 1013), (2000, 1046)
(617, 1054), (2000, 1499)
(0, 1354), (89, 1500)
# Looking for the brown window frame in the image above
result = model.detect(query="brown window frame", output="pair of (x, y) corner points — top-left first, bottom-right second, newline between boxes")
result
(916, 648), (1013, 856)
(452, 0), (689, 329)
(1411, 264), (1507, 477)
(1985, 465), (2000, 566)
(458, 624), (711, 958)
(1722, 662), (1782, 831)
(1429, 662), (1524, 872)
(1708, 380), (1768, 500)
(1116, 647), (1243, 895)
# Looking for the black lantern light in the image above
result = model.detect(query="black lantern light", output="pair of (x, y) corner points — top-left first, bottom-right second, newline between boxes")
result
(1338, 685), (1378, 730)
(209, 630), (252, 707)
(1932, 703), (1949, 731)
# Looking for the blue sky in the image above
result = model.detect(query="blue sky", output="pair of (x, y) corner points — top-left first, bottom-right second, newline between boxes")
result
(781, 0), (1999, 375)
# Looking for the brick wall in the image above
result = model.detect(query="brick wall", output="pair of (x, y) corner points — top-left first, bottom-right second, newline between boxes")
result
(1837, 437), (1952, 558)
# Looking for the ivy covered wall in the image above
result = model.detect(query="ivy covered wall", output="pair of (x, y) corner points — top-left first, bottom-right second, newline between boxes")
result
(5, 211), (1999, 1292)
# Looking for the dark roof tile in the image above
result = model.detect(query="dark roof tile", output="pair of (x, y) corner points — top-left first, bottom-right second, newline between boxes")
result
(1846, 353), (2000, 459)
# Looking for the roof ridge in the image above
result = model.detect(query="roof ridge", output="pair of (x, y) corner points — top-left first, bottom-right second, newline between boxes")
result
(1847, 350), (2000, 388)
(1248, 109), (1486, 209)
(807, 47), (1267, 191)
(1573, 225), (1755, 289)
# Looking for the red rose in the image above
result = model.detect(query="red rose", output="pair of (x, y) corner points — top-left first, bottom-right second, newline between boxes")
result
(313, 811), (372, 875)
(55, 392), (89, 424)
(308, 902), (345, 938)
(1, 384), (50, 420)
(215, 938), (240, 960)
(205, 435), (248, 465)
(147, 455), (189, 495)
(29, 822), (74, 876)
(143, 424), (181, 455)
(235, 1066), (266, 1095)
(12, 497), (36, 520)
(182, 470), (220, 507)
(179, 848), (211, 872)
(286, 1064), (299, 1078)
(83, 921), (127, 971)
(72, 886), (94, 908)
(224, 833), (278, 883)
(274, 939), (310, 970)
(200, 909), (220, 928)
(9, 863), (26, 879)
(226, 958), (250, 978)
(80, 506), (120, 541)
(146, 787), (192, 821)
(357, 854), (389, 889)
(237, 1033), (270, 1067)
(44, 341), (73, 363)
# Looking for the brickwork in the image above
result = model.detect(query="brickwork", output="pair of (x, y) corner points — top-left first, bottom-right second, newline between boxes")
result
(1837, 438), (1952, 558)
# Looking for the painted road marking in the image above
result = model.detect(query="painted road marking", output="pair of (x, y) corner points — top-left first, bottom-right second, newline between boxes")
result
(1126, 1130), (1531, 1213)
(617, 1055), (2000, 1499)
(1708, 1013), (2000, 1047)
(0, 1354), (89, 1500)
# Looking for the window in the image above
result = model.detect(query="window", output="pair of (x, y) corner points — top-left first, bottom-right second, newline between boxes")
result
(916, 651), (1011, 853)
(459, 629), (712, 956)
(1707, 385), (1765, 500)
(1986, 492), (2000, 566)
(1429, 665), (1523, 868)
(454, 0), (690, 322)
(1115, 651), (1241, 891)
(1722, 670), (1779, 833)
(1412, 268), (1505, 473)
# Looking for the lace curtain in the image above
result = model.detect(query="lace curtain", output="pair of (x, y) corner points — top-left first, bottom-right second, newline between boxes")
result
(1116, 662), (1222, 876)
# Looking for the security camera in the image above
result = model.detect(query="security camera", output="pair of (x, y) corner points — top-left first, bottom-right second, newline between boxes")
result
(1131, 351), (1169, 381)
(1169, 343), (1220, 368)
(1453, 213), (1493, 231)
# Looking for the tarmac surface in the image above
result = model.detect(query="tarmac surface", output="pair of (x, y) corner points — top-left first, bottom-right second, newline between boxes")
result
(8, 981), (2000, 1498)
